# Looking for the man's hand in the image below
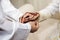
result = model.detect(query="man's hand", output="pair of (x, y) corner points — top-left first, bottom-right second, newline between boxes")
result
(19, 17), (39, 33)
(19, 12), (40, 23)
(29, 21), (39, 33)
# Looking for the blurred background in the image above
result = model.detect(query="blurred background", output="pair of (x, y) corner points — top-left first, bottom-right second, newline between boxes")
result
(10, 0), (52, 11)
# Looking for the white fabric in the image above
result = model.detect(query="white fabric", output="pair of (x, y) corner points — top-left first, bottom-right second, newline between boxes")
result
(39, 0), (59, 21)
(0, 0), (35, 40)
(38, 0), (59, 40)
(1, 0), (23, 21)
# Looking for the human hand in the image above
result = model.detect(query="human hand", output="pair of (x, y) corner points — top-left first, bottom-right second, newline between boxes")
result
(19, 12), (40, 33)
(29, 21), (39, 33)
(19, 18), (39, 33)
(19, 12), (40, 23)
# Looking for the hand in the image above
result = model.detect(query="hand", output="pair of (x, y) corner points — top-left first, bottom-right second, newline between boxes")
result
(19, 12), (40, 23)
(19, 18), (39, 33)
(29, 21), (39, 33)
(19, 12), (40, 33)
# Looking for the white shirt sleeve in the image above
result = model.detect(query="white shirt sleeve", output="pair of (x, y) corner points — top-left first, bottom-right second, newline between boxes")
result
(39, 0), (59, 21)
(0, 21), (31, 40)
(0, 2), (5, 25)
(13, 21), (31, 32)
(10, 22), (31, 40)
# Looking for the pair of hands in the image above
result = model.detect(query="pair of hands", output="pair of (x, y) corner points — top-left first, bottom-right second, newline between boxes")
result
(19, 12), (40, 33)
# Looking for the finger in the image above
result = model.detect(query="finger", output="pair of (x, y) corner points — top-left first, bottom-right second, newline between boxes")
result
(21, 17), (24, 23)
(28, 15), (33, 19)
(23, 13), (34, 22)
(31, 13), (40, 20)
(23, 18), (28, 23)
(20, 17), (29, 23)
(23, 12), (30, 18)
(19, 16), (25, 23)
(23, 12), (34, 19)
(22, 17), (29, 23)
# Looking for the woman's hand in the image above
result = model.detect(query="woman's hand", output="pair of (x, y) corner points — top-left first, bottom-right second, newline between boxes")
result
(19, 12), (40, 33)
(19, 12), (40, 23)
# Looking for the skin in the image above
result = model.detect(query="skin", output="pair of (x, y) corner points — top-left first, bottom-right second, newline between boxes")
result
(29, 21), (39, 33)
(19, 12), (40, 33)
(19, 12), (40, 23)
